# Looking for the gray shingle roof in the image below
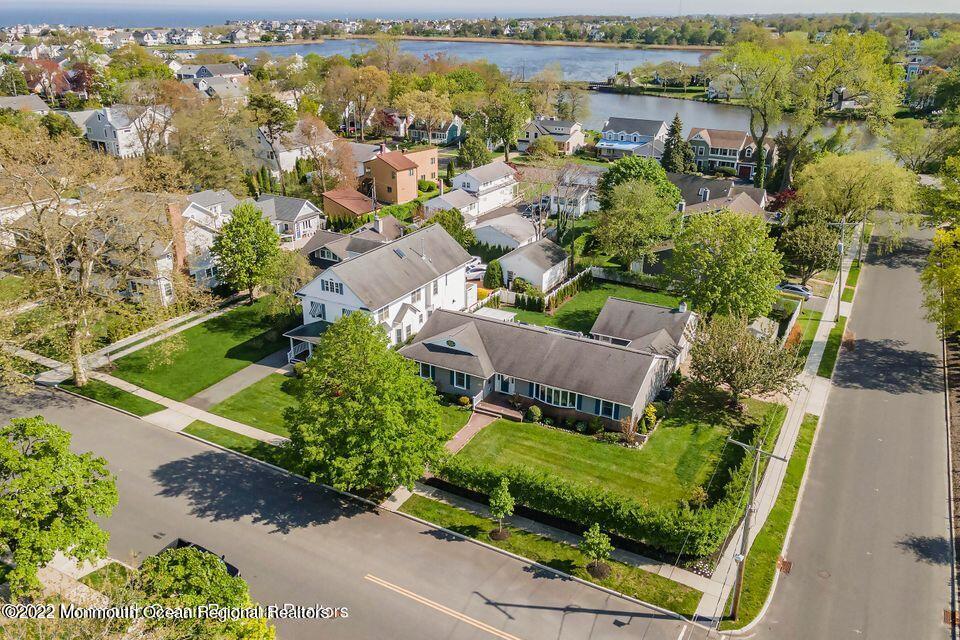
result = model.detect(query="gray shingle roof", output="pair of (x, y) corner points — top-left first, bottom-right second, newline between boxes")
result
(459, 161), (516, 185)
(399, 310), (659, 406)
(187, 189), (239, 211)
(321, 224), (471, 310)
(424, 189), (478, 211)
(589, 298), (693, 356)
(255, 195), (321, 222)
(500, 238), (568, 271)
(667, 173), (733, 206)
(601, 117), (666, 137)
(0, 94), (50, 113)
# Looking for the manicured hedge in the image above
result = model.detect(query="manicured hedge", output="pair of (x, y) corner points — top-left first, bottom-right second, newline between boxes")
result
(438, 407), (785, 558)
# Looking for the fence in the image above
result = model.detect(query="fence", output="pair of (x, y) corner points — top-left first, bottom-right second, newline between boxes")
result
(465, 288), (503, 313)
(544, 268), (591, 308)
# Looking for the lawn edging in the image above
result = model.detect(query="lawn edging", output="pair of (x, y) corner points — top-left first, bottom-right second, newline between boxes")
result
(175, 428), (713, 632)
(723, 413), (824, 635)
(54, 384), (143, 421)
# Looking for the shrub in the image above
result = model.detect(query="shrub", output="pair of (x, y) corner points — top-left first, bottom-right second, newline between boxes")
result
(525, 405), (542, 423)
(458, 395), (471, 407)
(575, 421), (588, 433)
(595, 432), (623, 444)
(417, 178), (435, 191)
(292, 361), (308, 378)
(586, 417), (604, 435)
(543, 417), (554, 426)
(484, 259), (503, 289)
(668, 370), (683, 388)
(715, 166), (737, 177)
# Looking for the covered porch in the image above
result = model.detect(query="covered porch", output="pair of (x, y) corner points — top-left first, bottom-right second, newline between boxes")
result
(283, 321), (331, 363)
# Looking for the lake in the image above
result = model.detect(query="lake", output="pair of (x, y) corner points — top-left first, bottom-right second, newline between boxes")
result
(195, 38), (708, 82)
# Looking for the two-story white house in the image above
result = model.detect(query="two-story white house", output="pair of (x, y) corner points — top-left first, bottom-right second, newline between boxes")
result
(285, 225), (474, 361)
(517, 116), (586, 155)
(255, 194), (324, 250)
(85, 105), (172, 158)
(450, 161), (519, 216)
(595, 117), (668, 160)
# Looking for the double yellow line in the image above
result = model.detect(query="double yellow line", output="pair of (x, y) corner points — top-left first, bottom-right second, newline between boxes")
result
(364, 574), (524, 640)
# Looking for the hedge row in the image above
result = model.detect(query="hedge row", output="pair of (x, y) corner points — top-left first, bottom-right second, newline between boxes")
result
(437, 407), (785, 558)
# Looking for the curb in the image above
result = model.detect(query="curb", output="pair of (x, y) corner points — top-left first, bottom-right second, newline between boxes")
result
(52, 385), (144, 421)
(177, 430), (716, 636)
(942, 331), (958, 625)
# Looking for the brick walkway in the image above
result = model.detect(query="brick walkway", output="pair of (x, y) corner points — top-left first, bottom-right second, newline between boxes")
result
(445, 411), (497, 453)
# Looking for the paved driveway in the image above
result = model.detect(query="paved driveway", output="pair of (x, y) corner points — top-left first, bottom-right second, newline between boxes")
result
(1, 389), (715, 640)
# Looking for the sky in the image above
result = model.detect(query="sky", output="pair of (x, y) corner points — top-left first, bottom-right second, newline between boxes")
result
(5, 0), (960, 26)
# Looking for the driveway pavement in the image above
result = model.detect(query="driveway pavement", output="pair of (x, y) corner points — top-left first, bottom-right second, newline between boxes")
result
(750, 229), (954, 639)
(0, 388), (716, 640)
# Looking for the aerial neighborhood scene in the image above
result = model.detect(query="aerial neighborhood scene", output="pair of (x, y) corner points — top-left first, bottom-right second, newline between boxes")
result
(3, 1), (960, 638)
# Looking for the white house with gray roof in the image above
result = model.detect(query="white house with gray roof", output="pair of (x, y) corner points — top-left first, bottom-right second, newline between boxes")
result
(422, 189), (480, 224)
(517, 116), (586, 155)
(286, 224), (474, 361)
(498, 237), (569, 292)
(253, 194), (323, 249)
(472, 211), (537, 250)
(84, 105), (172, 158)
(451, 160), (519, 216)
(595, 117), (668, 160)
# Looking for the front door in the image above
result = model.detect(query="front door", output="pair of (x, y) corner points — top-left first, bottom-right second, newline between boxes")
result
(498, 374), (514, 394)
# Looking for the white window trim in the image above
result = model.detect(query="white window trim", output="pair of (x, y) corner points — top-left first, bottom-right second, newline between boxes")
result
(453, 371), (468, 390)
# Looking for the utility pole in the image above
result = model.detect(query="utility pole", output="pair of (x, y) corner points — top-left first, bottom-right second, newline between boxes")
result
(727, 437), (787, 621)
(828, 216), (857, 323)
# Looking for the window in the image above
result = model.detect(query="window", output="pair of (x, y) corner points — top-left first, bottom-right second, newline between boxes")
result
(395, 328), (402, 343)
(161, 282), (173, 298)
(408, 169), (414, 176)
(534, 384), (577, 408)
(432, 280), (439, 295)
(391, 171), (396, 178)
(320, 279), (343, 295)
(745, 147), (753, 158)
(309, 301), (326, 319)
(697, 146), (705, 156)
(600, 400), (614, 418)
(319, 248), (339, 262)
(419, 362), (433, 379)
(375, 307), (388, 323)
(453, 371), (467, 389)
(411, 288), (422, 304)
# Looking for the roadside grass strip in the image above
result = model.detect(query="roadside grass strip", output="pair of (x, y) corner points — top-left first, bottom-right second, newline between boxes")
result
(60, 378), (165, 417)
(817, 316), (847, 379)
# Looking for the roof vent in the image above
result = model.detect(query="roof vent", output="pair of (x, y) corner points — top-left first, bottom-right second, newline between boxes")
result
(678, 301), (687, 313)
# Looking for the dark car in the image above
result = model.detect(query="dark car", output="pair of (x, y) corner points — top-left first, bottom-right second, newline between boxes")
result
(162, 538), (241, 577)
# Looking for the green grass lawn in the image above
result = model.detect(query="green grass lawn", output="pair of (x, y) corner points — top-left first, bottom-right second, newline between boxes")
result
(60, 378), (165, 416)
(841, 262), (862, 303)
(208, 373), (297, 437)
(792, 309), (823, 361)
(79, 562), (133, 593)
(817, 316), (847, 379)
(513, 282), (679, 334)
(0, 275), (27, 305)
(719, 414), (819, 630)
(183, 420), (294, 471)
(400, 494), (702, 616)
(457, 390), (785, 508)
(438, 403), (471, 438)
(110, 298), (295, 401)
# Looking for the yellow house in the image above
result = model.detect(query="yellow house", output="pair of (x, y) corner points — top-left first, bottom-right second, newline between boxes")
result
(362, 146), (439, 205)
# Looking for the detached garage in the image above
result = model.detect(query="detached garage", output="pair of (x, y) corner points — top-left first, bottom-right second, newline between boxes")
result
(499, 238), (569, 293)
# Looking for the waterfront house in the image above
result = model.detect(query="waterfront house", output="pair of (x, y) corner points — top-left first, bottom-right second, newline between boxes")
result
(450, 161), (519, 216)
(408, 115), (464, 146)
(686, 128), (778, 181)
(595, 117), (668, 160)
(517, 117), (586, 155)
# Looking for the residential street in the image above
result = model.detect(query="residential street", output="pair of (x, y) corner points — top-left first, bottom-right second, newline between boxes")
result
(0, 388), (714, 640)
(750, 228), (954, 639)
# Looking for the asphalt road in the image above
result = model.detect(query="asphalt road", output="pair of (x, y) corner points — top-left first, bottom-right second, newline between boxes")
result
(0, 388), (714, 640)
(752, 229), (955, 639)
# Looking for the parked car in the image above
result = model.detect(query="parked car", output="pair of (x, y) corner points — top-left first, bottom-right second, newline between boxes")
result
(775, 282), (812, 300)
(466, 256), (482, 269)
(162, 538), (241, 577)
(466, 265), (487, 280)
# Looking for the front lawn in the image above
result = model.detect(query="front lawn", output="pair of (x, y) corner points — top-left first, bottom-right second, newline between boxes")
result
(80, 562), (133, 593)
(791, 309), (822, 361)
(60, 378), (165, 416)
(110, 298), (295, 401)
(208, 373), (297, 437)
(438, 403), (471, 438)
(182, 420), (294, 471)
(719, 413), (819, 630)
(513, 282), (679, 334)
(400, 494), (702, 616)
(456, 391), (785, 508)
(817, 316), (847, 379)
(0, 275), (27, 305)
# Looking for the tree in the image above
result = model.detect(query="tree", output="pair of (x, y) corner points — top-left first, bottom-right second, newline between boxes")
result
(689, 314), (802, 408)
(660, 113), (695, 173)
(596, 155), (681, 210)
(424, 208), (476, 249)
(125, 153), (193, 192)
(137, 546), (275, 640)
(248, 93), (297, 193)
(346, 65), (390, 141)
(883, 120), (960, 173)
(778, 221), (839, 285)
(0, 128), (180, 386)
(481, 86), (531, 162)
(212, 202), (281, 303)
(458, 135), (491, 169)
(39, 111), (81, 138)
(395, 89), (452, 141)
(286, 313), (446, 490)
(667, 210), (784, 318)
(174, 101), (255, 194)
(922, 227), (960, 339)
(484, 259), (503, 289)
(261, 249), (316, 314)
(0, 416), (117, 598)
(488, 478), (515, 539)
(526, 135), (559, 159)
(555, 85), (590, 122)
(595, 179), (678, 270)
(0, 64), (28, 96)
(926, 156), (960, 228)
(580, 523), (613, 578)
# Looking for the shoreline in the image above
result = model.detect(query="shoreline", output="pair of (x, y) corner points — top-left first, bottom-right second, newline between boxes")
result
(158, 34), (720, 54)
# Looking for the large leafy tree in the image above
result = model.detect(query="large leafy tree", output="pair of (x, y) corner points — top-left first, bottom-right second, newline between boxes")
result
(212, 202), (281, 303)
(778, 220), (839, 285)
(395, 89), (452, 141)
(595, 179), (678, 270)
(922, 227), (960, 339)
(883, 120), (960, 174)
(596, 156), (681, 210)
(261, 249), (316, 315)
(286, 313), (447, 491)
(667, 210), (784, 319)
(0, 416), (118, 598)
(248, 93), (297, 193)
(137, 546), (275, 640)
(424, 208), (476, 249)
(660, 113), (695, 173)
(174, 101), (255, 194)
(457, 135), (491, 169)
(478, 86), (531, 162)
(926, 156), (960, 228)
(690, 314), (802, 409)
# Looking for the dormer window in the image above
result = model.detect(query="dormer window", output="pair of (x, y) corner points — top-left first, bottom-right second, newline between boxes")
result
(745, 147), (753, 158)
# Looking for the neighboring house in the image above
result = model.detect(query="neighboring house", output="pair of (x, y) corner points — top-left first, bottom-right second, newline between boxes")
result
(684, 190), (778, 222)
(286, 224), (473, 360)
(828, 86), (867, 111)
(196, 63), (245, 79)
(589, 297), (695, 369)
(539, 185), (593, 218)
(398, 309), (668, 424)
(0, 94), (50, 114)
(595, 117), (668, 160)
(254, 194), (324, 249)
(347, 142), (380, 177)
(363, 149), (420, 205)
(322, 187), (376, 220)
(403, 146), (441, 184)
(174, 64), (202, 80)
(378, 108), (413, 137)
(408, 115), (463, 146)
(257, 118), (336, 174)
(498, 238), (569, 292)
(422, 189), (480, 225)
(706, 73), (743, 100)
(193, 77), (248, 104)
(687, 128), (778, 181)
(351, 214), (404, 243)
(185, 189), (239, 221)
(299, 229), (381, 268)
(517, 117), (586, 155)
(84, 105), (172, 158)
(472, 210), (537, 250)
(451, 161), (519, 216)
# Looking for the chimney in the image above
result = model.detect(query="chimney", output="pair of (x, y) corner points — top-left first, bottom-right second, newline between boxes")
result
(700, 188), (709, 202)
(166, 202), (187, 272)
(379, 142), (387, 154)
(678, 301), (687, 313)
(373, 214), (382, 233)
(677, 201), (686, 212)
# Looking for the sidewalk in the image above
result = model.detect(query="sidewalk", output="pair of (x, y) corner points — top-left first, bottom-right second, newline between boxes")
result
(184, 348), (291, 410)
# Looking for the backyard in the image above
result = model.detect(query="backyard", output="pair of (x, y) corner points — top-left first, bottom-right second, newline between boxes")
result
(109, 298), (296, 401)
(513, 281), (680, 334)
(456, 388), (786, 508)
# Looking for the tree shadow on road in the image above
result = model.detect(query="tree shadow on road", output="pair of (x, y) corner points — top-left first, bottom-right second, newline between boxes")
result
(832, 338), (942, 395)
(150, 450), (367, 534)
(867, 235), (929, 273)
(895, 534), (952, 565)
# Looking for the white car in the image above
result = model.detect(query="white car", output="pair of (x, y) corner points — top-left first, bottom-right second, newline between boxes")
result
(466, 256), (483, 269)
(775, 282), (813, 300)
(465, 265), (487, 281)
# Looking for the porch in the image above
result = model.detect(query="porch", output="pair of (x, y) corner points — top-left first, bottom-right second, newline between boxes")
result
(283, 321), (330, 363)
(475, 391), (525, 422)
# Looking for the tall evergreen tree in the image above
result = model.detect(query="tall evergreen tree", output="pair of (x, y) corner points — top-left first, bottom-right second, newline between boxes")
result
(660, 113), (696, 173)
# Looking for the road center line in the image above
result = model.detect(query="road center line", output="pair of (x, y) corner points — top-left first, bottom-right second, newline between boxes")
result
(364, 574), (524, 640)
